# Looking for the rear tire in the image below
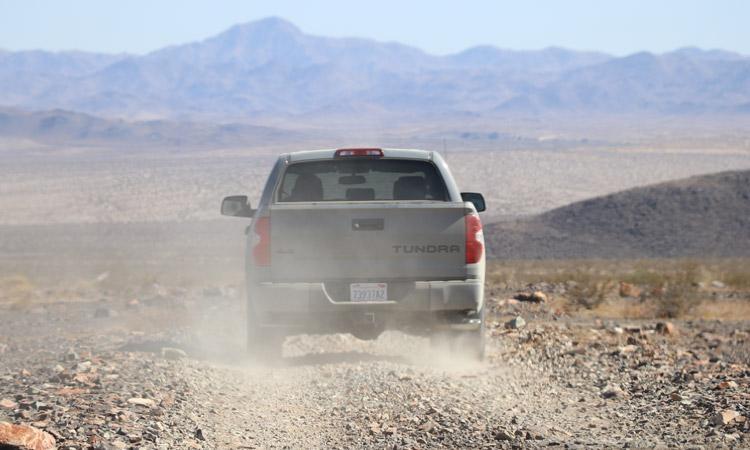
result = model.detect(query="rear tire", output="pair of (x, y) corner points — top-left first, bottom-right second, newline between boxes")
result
(246, 297), (283, 363)
(453, 323), (485, 361)
(429, 309), (486, 361)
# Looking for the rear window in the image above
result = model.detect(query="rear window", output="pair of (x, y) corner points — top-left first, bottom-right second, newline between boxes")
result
(277, 159), (448, 202)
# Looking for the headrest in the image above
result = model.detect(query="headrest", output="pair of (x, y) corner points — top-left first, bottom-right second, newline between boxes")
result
(290, 173), (323, 201)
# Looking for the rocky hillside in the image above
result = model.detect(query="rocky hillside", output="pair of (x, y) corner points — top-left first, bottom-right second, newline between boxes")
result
(487, 170), (750, 259)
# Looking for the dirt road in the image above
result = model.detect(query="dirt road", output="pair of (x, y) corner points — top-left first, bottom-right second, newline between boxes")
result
(1, 286), (748, 449)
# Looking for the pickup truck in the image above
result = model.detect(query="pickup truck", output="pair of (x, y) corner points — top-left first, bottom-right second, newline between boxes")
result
(221, 148), (487, 360)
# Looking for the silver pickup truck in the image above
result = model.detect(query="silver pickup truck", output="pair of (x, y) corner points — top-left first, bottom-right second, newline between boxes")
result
(221, 148), (487, 360)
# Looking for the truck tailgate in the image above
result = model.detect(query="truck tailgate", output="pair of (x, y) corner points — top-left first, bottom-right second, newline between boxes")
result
(269, 202), (467, 282)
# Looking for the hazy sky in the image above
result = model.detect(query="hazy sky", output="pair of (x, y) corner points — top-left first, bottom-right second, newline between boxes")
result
(1, 0), (748, 56)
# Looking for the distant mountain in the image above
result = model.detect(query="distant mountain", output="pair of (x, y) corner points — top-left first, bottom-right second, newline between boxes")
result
(447, 45), (609, 73)
(0, 50), (126, 106)
(0, 17), (749, 119)
(501, 51), (750, 113)
(0, 107), (300, 149)
(486, 170), (750, 259)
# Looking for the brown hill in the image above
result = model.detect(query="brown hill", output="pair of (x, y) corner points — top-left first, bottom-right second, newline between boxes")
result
(0, 107), (301, 150)
(486, 170), (750, 259)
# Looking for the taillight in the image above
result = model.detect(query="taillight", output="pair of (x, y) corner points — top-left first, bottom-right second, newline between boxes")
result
(252, 216), (271, 266)
(465, 213), (484, 264)
(334, 148), (383, 157)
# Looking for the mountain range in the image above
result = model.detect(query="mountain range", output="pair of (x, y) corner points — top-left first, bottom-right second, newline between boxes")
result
(1, 17), (749, 120)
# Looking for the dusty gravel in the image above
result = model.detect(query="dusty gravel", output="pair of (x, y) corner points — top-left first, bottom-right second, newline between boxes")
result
(1, 284), (748, 449)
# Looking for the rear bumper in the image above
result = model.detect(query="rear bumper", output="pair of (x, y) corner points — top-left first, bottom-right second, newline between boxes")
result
(249, 279), (484, 332)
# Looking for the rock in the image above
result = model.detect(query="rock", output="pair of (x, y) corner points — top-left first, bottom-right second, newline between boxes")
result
(0, 344), (7, 354)
(0, 422), (56, 450)
(619, 282), (641, 298)
(126, 299), (140, 308)
(616, 344), (638, 355)
(0, 399), (17, 409)
(194, 428), (206, 441)
(525, 427), (546, 440)
(505, 316), (526, 330)
(710, 410), (740, 426)
(513, 291), (546, 303)
(75, 361), (92, 372)
(656, 322), (677, 335)
(64, 349), (78, 361)
(72, 372), (95, 385)
(601, 385), (628, 399)
(55, 387), (85, 397)
(126, 398), (155, 408)
(95, 272), (110, 283)
(161, 347), (187, 360)
(725, 432), (741, 443)
(717, 380), (738, 390)
(495, 429), (514, 441)
(711, 280), (726, 289)
(419, 420), (435, 432)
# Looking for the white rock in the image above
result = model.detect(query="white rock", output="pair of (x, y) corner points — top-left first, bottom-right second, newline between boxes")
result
(161, 347), (187, 360)
(505, 316), (526, 330)
(127, 398), (155, 408)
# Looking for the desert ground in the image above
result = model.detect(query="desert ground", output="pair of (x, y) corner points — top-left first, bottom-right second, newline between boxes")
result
(1, 145), (750, 448)
(2, 259), (749, 449)
(3, 145), (750, 226)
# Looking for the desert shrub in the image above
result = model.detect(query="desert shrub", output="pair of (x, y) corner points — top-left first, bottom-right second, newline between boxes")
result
(653, 284), (700, 318)
(486, 268), (513, 286)
(621, 268), (668, 287)
(566, 272), (616, 310)
(721, 269), (750, 290)
(0, 275), (35, 308)
(652, 264), (702, 318)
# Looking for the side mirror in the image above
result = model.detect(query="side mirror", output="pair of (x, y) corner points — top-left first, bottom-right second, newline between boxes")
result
(221, 195), (254, 217)
(461, 192), (486, 212)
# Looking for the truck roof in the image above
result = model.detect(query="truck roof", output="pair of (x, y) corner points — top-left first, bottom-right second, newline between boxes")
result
(286, 148), (435, 162)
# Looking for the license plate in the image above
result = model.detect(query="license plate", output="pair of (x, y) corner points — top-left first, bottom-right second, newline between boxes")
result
(350, 283), (387, 302)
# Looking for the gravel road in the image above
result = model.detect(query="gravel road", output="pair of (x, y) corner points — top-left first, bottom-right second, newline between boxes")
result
(1, 286), (748, 449)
